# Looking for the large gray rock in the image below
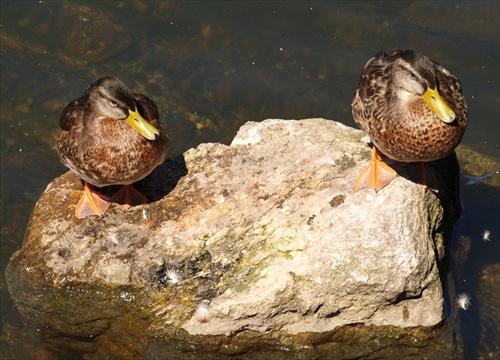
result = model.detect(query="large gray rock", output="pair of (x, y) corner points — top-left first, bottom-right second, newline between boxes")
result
(6, 119), (460, 359)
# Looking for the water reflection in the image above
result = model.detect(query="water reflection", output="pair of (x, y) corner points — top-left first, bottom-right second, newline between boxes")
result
(1, 1), (498, 359)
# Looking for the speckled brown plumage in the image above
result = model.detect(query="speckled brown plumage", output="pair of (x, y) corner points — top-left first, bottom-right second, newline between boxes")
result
(57, 77), (168, 217)
(352, 49), (467, 163)
(351, 50), (468, 191)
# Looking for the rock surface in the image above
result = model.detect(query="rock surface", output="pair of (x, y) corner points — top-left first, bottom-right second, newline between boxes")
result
(6, 119), (460, 359)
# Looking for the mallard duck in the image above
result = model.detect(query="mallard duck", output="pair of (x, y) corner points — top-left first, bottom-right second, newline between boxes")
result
(352, 49), (468, 191)
(57, 77), (169, 218)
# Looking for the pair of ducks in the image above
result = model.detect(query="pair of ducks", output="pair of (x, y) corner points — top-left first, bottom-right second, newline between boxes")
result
(57, 49), (468, 219)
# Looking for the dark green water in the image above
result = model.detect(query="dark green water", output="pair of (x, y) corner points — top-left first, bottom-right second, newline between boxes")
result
(1, 1), (498, 359)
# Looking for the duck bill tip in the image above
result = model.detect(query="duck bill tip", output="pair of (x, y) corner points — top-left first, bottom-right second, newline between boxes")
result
(126, 108), (159, 140)
(422, 87), (456, 124)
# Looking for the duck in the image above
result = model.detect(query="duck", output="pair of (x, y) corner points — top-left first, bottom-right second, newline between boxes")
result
(57, 77), (169, 219)
(351, 49), (468, 191)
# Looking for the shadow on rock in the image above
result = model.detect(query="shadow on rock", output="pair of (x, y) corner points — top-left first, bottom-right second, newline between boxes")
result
(87, 154), (188, 204)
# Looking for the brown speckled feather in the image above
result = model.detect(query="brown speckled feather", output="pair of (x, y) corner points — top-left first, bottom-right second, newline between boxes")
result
(352, 50), (468, 162)
(57, 78), (168, 188)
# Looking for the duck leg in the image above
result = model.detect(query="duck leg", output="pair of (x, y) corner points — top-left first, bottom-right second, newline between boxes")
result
(75, 182), (112, 219)
(110, 185), (148, 209)
(421, 163), (439, 192)
(354, 146), (397, 192)
(403, 162), (439, 192)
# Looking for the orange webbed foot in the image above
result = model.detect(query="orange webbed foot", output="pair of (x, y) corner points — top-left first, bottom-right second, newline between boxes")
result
(354, 146), (397, 192)
(403, 162), (439, 192)
(110, 185), (148, 210)
(75, 182), (112, 219)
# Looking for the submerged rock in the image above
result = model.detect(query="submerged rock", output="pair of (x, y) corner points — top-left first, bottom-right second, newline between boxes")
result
(56, 3), (131, 65)
(6, 119), (460, 359)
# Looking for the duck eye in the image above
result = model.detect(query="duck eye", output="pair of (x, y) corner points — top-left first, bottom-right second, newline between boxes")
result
(110, 100), (118, 107)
